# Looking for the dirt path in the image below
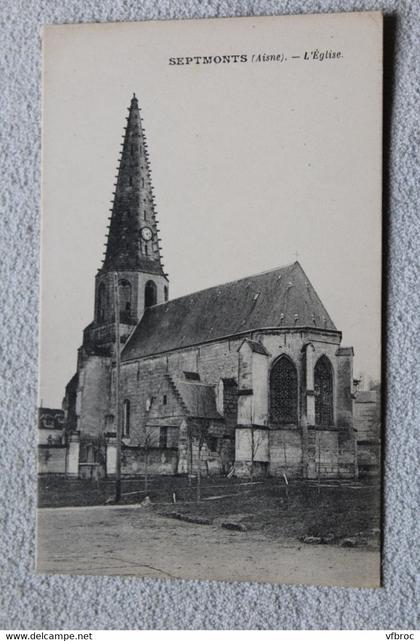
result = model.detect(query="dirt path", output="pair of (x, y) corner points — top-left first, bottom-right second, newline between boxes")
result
(37, 505), (381, 587)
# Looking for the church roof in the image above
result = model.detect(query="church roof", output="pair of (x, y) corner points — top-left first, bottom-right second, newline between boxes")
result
(101, 94), (165, 275)
(172, 379), (222, 420)
(122, 261), (337, 361)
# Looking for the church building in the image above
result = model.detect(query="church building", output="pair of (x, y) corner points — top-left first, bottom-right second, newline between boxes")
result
(63, 94), (357, 480)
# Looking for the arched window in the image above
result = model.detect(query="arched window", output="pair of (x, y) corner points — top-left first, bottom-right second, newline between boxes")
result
(164, 285), (169, 302)
(97, 282), (107, 322)
(270, 355), (298, 424)
(314, 355), (333, 426)
(145, 280), (157, 308)
(122, 399), (130, 437)
(118, 280), (131, 321)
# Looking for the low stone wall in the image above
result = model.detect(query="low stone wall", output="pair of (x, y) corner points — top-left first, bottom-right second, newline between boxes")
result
(357, 441), (381, 477)
(338, 430), (358, 479)
(306, 429), (357, 479)
(121, 446), (178, 476)
(38, 445), (67, 474)
(235, 427), (357, 479)
(234, 460), (268, 478)
(79, 462), (106, 480)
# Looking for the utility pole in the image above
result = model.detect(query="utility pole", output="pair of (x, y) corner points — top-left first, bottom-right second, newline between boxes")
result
(114, 272), (122, 502)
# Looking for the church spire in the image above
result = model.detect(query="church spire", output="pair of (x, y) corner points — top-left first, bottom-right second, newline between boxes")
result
(102, 94), (164, 275)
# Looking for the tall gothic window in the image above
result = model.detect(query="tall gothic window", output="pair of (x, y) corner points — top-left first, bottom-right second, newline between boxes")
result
(314, 355), (333, 426)
(122, 399), (130, 437)
(270, 355), (298, 424)
(97, 282), (106, 322)
(145, 280), (157, 308)
(118, 280), (131, 322)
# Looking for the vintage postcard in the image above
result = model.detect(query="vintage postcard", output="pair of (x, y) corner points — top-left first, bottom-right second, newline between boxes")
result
(38, 11), (383, 587)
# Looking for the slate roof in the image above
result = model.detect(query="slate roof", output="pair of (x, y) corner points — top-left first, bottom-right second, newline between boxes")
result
(101, 95), (165, 275)
(122, 261), (337, 361)
(172, 379), (222, 420)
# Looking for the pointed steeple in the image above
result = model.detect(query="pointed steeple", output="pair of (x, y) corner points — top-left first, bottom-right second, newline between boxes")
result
(102, 94), (164, 275)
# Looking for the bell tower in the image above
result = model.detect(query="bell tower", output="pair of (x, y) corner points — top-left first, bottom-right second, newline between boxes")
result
(83, 94), (169, 357)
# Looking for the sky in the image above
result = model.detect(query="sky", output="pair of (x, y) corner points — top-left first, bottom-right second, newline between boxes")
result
(40, 13), (382, 407)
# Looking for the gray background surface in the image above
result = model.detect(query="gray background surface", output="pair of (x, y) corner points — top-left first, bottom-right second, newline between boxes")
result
(0, 0), (418, 630)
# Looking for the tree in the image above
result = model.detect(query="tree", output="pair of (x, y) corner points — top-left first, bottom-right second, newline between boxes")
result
(196, 426), (207, 503)
(187, 420), (209, 503)
(142, 425), (156, 492)
(187, 424), (193, 489)
(142, 395), (157, 493)
(143, 431), (151, 492)
(247, 426), (265, 482)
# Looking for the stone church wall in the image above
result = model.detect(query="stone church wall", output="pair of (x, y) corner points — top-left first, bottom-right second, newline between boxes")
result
(77, 355), (112, 438)
(305, 429), (356, 479)
(336, 348), (354, 428)
(120, 337), (242, 446)
(269, 429), (303, 478)
(260, 330), (354, 432)
(234, 329), (356, 479)
(196, 339), (240, 382)
(261, 330), (342, 423)
(110, 329), (356, 479)
(338, 430), (358, 478)
(119, 358), (183, 446)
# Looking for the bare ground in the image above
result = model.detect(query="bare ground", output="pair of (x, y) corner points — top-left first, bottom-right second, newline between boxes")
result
(38, 476), (381, 545)
(37, 477), (381, 586)
(36, 504), (381, 587)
